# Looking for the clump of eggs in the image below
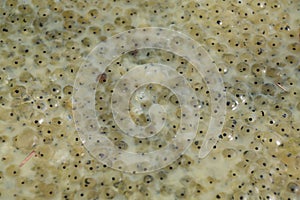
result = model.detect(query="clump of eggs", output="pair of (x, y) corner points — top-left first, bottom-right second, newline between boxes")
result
(0, 0), (299, 199)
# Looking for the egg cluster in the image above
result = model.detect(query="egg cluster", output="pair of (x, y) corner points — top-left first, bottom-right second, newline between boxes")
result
(0, 0), (299, 199)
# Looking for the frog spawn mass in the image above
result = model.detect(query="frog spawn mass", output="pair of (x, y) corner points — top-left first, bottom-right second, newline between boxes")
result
(72, 27), (226, 173)
(0, 0), (299, 199)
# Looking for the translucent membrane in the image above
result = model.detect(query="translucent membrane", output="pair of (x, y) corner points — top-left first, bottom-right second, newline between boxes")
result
(72, 27), (226, 173)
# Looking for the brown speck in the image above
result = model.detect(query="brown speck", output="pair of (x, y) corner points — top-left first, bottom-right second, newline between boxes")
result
(97, 73), (107, 83)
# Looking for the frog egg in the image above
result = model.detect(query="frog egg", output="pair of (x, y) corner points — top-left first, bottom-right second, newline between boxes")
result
(80, 37), (92, 47)
(297, 102), (300, 111)
(5, 0), (18, 7)
(50, 117), (65, 127)
(37, 7), (51, 18)
(265, 66), (281, 78)
(15, 176), (33, 190)
(63, 85), (73, 96)
(12, 127), (38, 151)
(19, 71), (33, 83)
(0, 135), (8, 145)
(251, 168), (273, 183)
(287, 182), (299, 194)
(279, 191), (299, 200)
(142, 174), (154, 184)
(250, 0), (267, 10)
(192, 8), (208, 20)
(270, 122), (291, 136)
(249, 139), (264, 152)
(153, 170), (167, 181)
(256, 157), (269, 168)
(63, 48), (83, 62)
(49, 53), (61, 65)
(259, 191), (277, 200)
(10, 85), (26, 98)
(34, 55), (48, 68)
(46, 98), (59, 109)
(17, 4), (34, 14)
(62, 190), (75, 200)
(213, 192), (228, 199)
(253, 94), (271, 110)
(112, 179), (126, 193)
(254, 130), (283, 150)
(0, 107), (12, 122)
(80, 190), (98, 199)
(5, 164), (20, 177)
(35, 145), (54, 160)
(178, 10), (192, 23)
(159, 185), (173, 197)
(66, 168), (82, 184)
(232, 191), (249, 200)
(77, 16), (90, 27)
(0, 72), (8, 86)
(243, 150), (258, 163)
(220, 127), (235, 142)
(184, 23), (206, 41)
(11, 56), (26, 68)
(63, 19), (77, 31)
(114, 16), (132, 27)
(88, 26), (101, 36)
(45, 29), (61, 41)
(205, 37), (218, 49)
(174, 187), (187, 199)
(42, 134), (53, 144)
(50, 67), (65, 81)
(38, 182), (57, 198)
(251, 63), (266, 76)
(86, 8), (99, 19)
(269, 0), (283, 9)
(114, 140), (128, 150)
(47, 83), (61, 96)
(243, 113), (257, 125)
(99, 186), (117, 199)
(177, 155), (194, 168)
(138, 184), (152, 198)
(240, 125), (255, 136)
(222, 148), (237, 159)
(71, 145), (86, 159)
(274, 108), (292, 122)
(215, 43), (228, 54)
(183, 0), (200, 11)
(124, 190), (135, 199)
(103, 23), (116, 34)
(252, 35), (266, 47)
(32, 17), (49, 31)
(222, 53), (237, 65)
(80, 177), (96, 189)
(227, 36), (241, 48)
(285, 55), (298, 65)
(261, 83), (276, 96)
(268, 37), (282, 49)
(47, 0), (63, 12)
